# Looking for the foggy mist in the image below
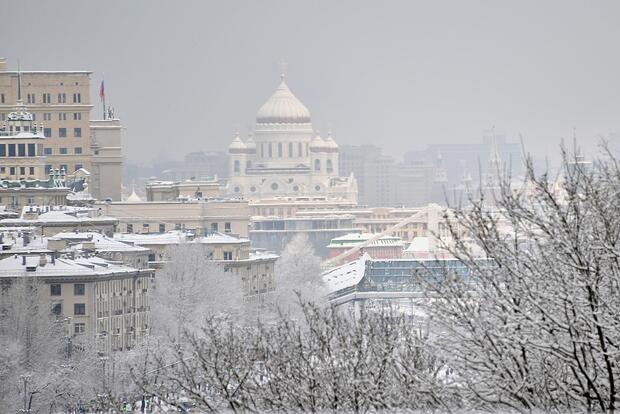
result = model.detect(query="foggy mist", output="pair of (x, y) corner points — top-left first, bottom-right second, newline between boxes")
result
(1, 0), (618, 165)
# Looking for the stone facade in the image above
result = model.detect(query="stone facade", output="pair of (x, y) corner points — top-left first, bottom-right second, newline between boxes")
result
(227, 75), (357, 202)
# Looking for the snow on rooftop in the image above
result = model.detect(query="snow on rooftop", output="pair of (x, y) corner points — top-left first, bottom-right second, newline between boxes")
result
(114, 231), (249, 246)
(322, 253), (370, 294)
(53, 232), (150, 252)
(0, 254), (139, 278)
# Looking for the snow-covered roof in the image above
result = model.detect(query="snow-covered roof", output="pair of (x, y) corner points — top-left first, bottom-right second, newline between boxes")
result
(322, 253), (370, 294)
(114, 231), (249, 246)
(52, 232), (150, 253)
(327, 233), (404, 249)
(0, 205), (116, 225)
(0, 254), (141, 278)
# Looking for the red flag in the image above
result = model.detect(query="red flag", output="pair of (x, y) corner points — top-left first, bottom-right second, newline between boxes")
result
(99, 80), (105, 101)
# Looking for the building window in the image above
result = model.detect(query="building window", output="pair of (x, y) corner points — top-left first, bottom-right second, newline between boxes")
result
(148, 253), (156, 262)
(74, 164), (82, 171)
(74, 127), (81, 137)
(9, 167), (15, 175)
(74, 283), (85, 295)
(159, 224), (165, 233)
(223, 251), (233, 261)
(278, 142), (283, 157)
(0, 144), (4, 157)
(60, 164), (68, 172)
(19, 167), (25, 176)
(27, 93), (35, 104)
(58, 93), (66, 103)
(74, 323), (85, 334)
(44, 113), (51, 121)
(74, 303), (86, 315)
(0, 93), (4, 103)
(211, 222), (218, 232)
(327, 159), (333, 173)
(44, 128), (52, 137)
(18, 144), (25, 156)
(234, 159), (240, 173)
(43, 93), (51, 103)
(58, 113), (67, 121)
(27, 143), (35, 156)
(73, 112), (81, 120)
(59, 128), (67, 138)
(73, 93), (81, 104)
(271, 182), (278, 191)
(44, 147), (52, 155)
(127, 223), (133, 233)
(59, 147), (68, 155)
(225, 222), (231, 233)
(51, 303), (62, 316)
(29, 167), (34, 175)
(50, 284), (61, 296)
(45, 164), (52, 174)
(268, 143), (272, 158)
(74, 147), (82, 154)
(142, 223), (149, 232)
(314, 159), (321, 172)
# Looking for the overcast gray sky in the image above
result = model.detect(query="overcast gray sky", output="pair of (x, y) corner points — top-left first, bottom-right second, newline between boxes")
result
(1, 0), (619, 164)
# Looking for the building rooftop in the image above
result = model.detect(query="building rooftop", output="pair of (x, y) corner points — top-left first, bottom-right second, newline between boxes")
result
(52, 231), (150, 253)
(327, 232), (404, 249)
(0, 253), (140, 278)
(114, 230), (249, 246)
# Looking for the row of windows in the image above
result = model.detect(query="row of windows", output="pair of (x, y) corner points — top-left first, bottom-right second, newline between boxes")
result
(125, 222), (232, 234)
(51, 302), (86, 316)
(42, 127), (82, 138)
(45, 164), (83, 173)
(0, 112), (83, 122)
(20, 92), (83, 104)
(51, 283), (85, 296)
(0, 143), (37, 157)
(44, 147), (82, 155)
(260, 142), (309, 158)
(0, 166), (36, 176)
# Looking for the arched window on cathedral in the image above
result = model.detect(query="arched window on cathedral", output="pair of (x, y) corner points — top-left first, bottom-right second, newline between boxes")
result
(234, 160), (240, 173)
(326, 159), (333, 173)
(314, 159), (321, 172)
(278, 143), (283, 157)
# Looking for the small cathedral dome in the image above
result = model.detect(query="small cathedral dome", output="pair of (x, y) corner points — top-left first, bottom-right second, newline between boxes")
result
(228, 132), (247, 153)
(309, 132), (326, 151)
(245, 134), (257, 150)
(256, 75), (311, 124)
(323, 132), (339, 150)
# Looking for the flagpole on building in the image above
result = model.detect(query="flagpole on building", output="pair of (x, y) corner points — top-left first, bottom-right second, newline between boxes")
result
(100, 76), (106, 120)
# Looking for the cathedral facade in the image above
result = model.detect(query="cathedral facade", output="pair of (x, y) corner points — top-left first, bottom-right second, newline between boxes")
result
(227, 75), (357, 202)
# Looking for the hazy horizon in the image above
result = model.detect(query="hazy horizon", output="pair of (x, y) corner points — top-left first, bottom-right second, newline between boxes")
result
(1, 0), (619, 165)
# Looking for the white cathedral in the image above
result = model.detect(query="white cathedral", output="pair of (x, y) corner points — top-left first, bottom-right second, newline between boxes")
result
(226, 74), (357, 202)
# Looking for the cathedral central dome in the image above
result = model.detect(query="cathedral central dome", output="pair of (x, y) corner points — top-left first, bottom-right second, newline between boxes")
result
(256, 76), (311, 124)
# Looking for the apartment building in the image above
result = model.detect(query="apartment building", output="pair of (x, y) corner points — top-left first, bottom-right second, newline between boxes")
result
(0, 57), (122, 200)
(100, 199), (250, 237)
(0, 253), (153, 353)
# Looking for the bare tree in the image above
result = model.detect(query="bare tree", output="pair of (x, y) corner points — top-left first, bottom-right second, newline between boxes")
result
(423, 145), (620, 413)
(273, 233), (325, 316)
(151, 243), (244, 341)
(0, 277), (64, 413)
